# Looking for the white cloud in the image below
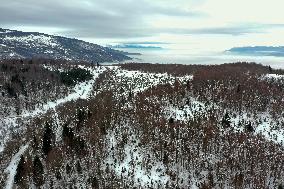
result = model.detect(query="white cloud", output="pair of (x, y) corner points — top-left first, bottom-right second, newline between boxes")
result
(197, 0), (284, 24)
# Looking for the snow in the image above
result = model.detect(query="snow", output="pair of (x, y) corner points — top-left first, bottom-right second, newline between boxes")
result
(102, 68), (211, 188)
(0, 118), (18, 154)
(0, 29), (12, 34)
(42, 64), (64, 72)
(104, 123), (170, 188)
(53, 107), (62, 143)
(260, 74), (284, 81)
(4, 144), (29, 189)
(2, 64), (284, 187)
(164, 91), (284, 148)
(230, 112), (284, 145)
(256, 120), (284, 145)
(0, 66), (106, 153)
(164, 98), (208, 122)
(104, 67), (284, 151)
(4, 35), (59, 47)
(45, 50), (54, 54)
(111, 67), (193, 95)
(20, 66), (105, 117)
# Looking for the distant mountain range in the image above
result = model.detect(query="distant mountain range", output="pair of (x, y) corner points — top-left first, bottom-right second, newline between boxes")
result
(0, 28), (131, 62)
(226, 46), (284, 57)
(107, 43), (163, 49)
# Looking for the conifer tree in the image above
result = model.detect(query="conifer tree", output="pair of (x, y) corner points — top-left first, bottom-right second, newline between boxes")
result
(246, 122), (254, 132)
(14, 155), (25, 184)
(33, 156), (44, 186)
(66, 163), (72, 175)
(221, 112), (231, 128)
(76, 160), (82, 174)
(42, 122), (53, 156)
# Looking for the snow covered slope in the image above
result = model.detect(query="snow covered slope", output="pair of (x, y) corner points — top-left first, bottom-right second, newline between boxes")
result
(0, 28), (131, 62)
(1, 62), (284, 189)
(0, 65), (106, 153)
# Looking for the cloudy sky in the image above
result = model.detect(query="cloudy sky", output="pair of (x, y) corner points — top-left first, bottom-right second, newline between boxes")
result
(1, 0), (284, 65)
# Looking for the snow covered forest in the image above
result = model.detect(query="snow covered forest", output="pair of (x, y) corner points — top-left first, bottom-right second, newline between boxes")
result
(1, 59), (284, 188)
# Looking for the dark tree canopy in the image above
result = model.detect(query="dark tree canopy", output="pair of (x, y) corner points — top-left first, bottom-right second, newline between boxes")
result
(42, 122), (54, 156)
(33, 156), (44, 186)
(14, 155), (25, 184)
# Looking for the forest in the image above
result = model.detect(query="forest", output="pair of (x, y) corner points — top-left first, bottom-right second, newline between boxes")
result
(1, 59), (284, 188)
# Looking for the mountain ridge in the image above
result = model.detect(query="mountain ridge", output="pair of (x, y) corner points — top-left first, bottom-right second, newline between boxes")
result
(226, 46), (284, 57)
(0, 28), (131, 63)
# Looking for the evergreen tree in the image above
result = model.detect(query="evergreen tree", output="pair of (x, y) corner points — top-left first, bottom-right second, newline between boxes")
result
(163, 152), (169, 164)
(66, 163), (72, 175)
(55, 170), (62, 180)
(169, 117), (174, 124)
(5, 84), (17, 98)
(42, 122), (53, 156)
(60, 68), (93, 86)
(221, 112), (231, 128)
(236, 84), (241, 93)
(62, 123), (74, 145)
(14, 155), (25, 184)
(32, 135), (38, 149)
(246, 122), (254, 132)
(33, 156), (44, 187)
(76, 108), (86, 128)
(269, 65), (273, 73)
(90, 176), (99, 189)
(76, 160), (82, 174)
(185, 98), (190, 105)
(74, 137), (85, 154)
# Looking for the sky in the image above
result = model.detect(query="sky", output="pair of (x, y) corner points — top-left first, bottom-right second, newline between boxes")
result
(1, 0), (284, 66)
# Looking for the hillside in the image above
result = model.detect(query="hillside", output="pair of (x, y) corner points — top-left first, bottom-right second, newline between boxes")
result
(0, 28), (131, 63)
(1, 59), (284, 188)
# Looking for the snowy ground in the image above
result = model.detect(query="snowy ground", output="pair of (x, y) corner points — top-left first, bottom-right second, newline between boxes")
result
(111, 68), (284, 148)
(1, 65), (106, 189)
(102, 68), (218, 188)
(104, 123), (209, 188)
(4, 143), (29, 189)
(2, 65), (284, 188)
(111, 66), (193, 95)
(104, 123), (170, 188)
(260, 73), (284, 82)
(165, 95), (284, 147)
(230, 112), (284, 145)
(0, 66), (106, 153)
(100, 67), (196, 188)
(4, 35), (59, 48)
(164, 98), (208, 122)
